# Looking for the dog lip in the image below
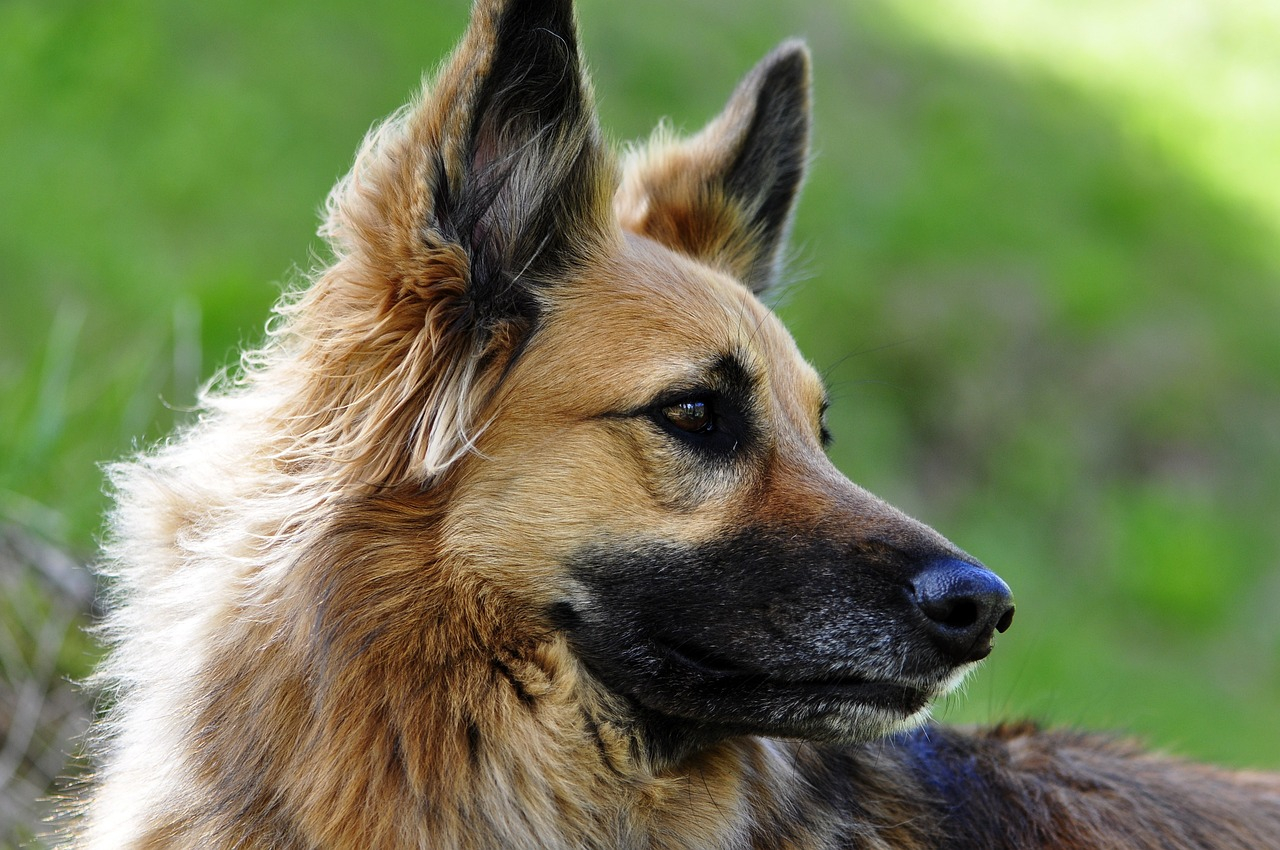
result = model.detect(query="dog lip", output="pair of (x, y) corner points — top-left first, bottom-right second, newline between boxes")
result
(650, 633), (757, 677)
(782, 676), (930, 714)
(651, 635), (930, 714)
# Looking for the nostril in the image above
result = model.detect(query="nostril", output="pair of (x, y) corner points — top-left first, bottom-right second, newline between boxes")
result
(948, 599), (977, 629)
(996, 605), (1015, 634)
(910, 558), (1014, 663)
(919, 595), (979, 631)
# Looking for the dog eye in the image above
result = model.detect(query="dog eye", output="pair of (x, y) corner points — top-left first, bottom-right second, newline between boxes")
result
(662, 400), (714, 433)
(819, 399), (833, 448)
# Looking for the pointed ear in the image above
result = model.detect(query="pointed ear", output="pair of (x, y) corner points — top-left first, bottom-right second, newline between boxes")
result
(288, 0), (618, 485)
(327, 0), (617, 328)
(429, 0), (620, 313)
(616, 41), (811, 294)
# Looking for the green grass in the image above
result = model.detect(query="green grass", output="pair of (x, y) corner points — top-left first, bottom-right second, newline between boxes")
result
(1, 0), (1277, 822)
(887, 0), (1280, 237)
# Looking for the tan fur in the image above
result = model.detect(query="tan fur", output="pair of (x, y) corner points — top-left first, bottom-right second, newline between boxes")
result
(617, 41), (810, 293)
(74, 2), (1280, 848)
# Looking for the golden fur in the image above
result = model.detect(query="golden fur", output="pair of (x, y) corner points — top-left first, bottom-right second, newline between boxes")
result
(75, 1), (1280, 848)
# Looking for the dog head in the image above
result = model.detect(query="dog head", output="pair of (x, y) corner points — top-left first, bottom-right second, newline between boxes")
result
(301, 0), (1013, 753)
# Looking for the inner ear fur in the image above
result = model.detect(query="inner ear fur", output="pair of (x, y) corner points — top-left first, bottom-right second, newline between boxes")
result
(616, 41), (811, 294)
(272, 0), (619, 486)
(329, 0), (619, 322)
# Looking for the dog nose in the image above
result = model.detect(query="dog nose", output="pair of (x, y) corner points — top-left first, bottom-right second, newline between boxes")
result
(909, 558), (1014, 664)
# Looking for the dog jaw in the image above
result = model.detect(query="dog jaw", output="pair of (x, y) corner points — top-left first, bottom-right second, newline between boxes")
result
(439, 234), (1009, 754)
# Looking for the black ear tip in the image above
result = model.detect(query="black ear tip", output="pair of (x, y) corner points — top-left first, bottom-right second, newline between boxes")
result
(762, 39), (812, 84)
(489, 0), (578, 33)
(771, 39), (811, 64)
(740, 39), (810, 119)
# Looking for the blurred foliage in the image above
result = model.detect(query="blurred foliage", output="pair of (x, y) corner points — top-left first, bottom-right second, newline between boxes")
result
(0, 529), (93, 848)
(1, 0), (1279, 842)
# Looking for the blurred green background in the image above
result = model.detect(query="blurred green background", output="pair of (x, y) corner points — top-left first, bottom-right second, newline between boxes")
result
(2, 0), (1278, 844)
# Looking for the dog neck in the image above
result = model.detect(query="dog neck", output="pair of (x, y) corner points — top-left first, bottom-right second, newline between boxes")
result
(88, 475), (934, 849)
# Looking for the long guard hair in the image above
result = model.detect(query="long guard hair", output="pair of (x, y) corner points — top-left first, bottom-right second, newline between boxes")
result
(76, 1), (1280, 848)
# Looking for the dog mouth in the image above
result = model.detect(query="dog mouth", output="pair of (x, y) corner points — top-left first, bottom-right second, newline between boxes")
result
(559, 530), (1001, 743)
(650, 633), (933, 717)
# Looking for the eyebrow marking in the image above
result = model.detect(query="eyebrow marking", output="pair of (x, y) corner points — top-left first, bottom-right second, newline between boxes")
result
(607, 349), (763, 418)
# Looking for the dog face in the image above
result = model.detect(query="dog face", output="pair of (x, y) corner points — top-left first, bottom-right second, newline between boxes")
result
(450, 236), (1016, 747)
(313, 0), (1013, 752)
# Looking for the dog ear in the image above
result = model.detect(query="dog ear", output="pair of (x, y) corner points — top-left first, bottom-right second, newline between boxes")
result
(423, 0), (619, 317)
(329, 0), (616, 322)
(616, 41), (810, 294)
(281, 0), (617, 485)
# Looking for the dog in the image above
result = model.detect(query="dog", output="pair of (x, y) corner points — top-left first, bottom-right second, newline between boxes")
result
(76, 0), (1280, 847)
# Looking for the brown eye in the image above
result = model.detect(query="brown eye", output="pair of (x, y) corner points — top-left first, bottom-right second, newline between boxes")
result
(662, 400), (713, 433)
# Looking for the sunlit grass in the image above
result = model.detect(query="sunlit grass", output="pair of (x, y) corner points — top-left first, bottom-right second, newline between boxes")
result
(885, 0), (1280, 260)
